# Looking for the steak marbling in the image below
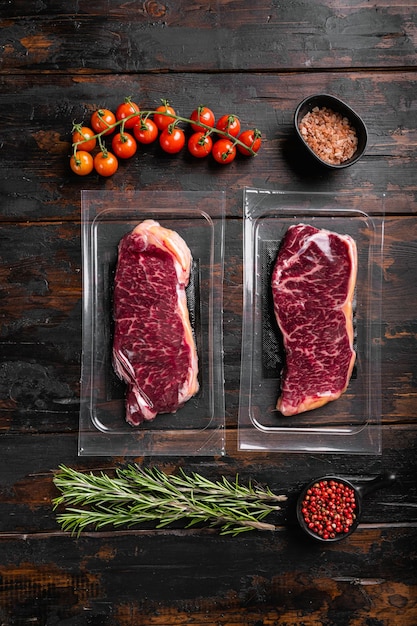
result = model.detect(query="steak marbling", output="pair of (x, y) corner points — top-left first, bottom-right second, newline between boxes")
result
(271, 224), (357, 416)
(112, 220), (199, 425)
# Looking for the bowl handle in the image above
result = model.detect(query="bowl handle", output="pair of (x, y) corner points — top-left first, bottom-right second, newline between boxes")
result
(356, 472), (396, 498)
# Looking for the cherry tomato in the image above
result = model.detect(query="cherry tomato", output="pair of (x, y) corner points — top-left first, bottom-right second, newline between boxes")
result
(133, 118), (159, 144)
(70, 150), (94, 176)
(212, 138), (236, 164)
(159, 126), (185, 154)
(91, 108), (116, 136)
(111, 132), (137, 159)
(154, 101), (177, 131)
(94, 151), (119, 176)
(237, 129), (262, 156)
(216, 114), (241, 138)
(190, 106), (215, 132)
(188, 131), (213, 158)
(116, 100), (141, 129)
(72, 126), (96, 152)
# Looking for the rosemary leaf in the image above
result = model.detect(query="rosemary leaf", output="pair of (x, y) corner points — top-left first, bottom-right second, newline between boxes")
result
(53, 464), (287, 536)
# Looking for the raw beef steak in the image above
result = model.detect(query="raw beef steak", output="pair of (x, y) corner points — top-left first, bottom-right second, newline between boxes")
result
(112, 220), (199, 425)
(271, 224), (357, 416)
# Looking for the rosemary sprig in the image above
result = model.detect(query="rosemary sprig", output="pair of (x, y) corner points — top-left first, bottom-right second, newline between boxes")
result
(53, 465), (287, 537)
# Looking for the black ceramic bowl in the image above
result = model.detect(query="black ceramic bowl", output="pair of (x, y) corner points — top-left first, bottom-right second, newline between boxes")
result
(294, 94), (368, 169)
(296, 472), (396, 543)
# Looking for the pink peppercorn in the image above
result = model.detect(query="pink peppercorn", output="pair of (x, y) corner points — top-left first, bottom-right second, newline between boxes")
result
(300, 479), (357, 540)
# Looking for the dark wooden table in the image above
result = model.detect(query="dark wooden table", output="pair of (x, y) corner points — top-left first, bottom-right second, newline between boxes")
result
(1, 1), (417, 624)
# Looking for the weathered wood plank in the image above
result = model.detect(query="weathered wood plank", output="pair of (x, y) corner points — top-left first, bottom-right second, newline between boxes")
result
(1, 217), (417, 429)
(0, 424), (415, 533)
(1, 1), (417, 72)
(0, 525), (416, 625)
(1, 3), (416, 622)
(0, 72), (417, 223)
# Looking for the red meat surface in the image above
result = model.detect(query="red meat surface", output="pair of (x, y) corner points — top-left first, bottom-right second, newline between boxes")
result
(271, 223), (357, 416)
(112, 220), (199, 425)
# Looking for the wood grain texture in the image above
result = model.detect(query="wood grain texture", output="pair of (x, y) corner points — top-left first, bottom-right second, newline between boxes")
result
(1, 72), (417, 223)
(1, 1), (417, 623)
(0, 425), (415, 531)
(1, 218), (416, 428)
(1, 0), (417, 72)
(0, 526), (416, 624)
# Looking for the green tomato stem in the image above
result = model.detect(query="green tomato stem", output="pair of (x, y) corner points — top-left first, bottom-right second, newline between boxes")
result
(97, 135), (107, 156)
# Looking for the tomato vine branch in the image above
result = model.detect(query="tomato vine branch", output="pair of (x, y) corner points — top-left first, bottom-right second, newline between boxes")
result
(72, 109), (261, 156)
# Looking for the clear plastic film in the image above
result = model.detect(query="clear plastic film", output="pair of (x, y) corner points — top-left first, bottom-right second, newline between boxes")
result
(238, 189), (384, 454)
(80, 190), (225, 457)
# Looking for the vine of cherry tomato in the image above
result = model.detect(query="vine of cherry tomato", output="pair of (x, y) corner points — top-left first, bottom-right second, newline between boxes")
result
(188, 131), (213, 158)
(153, 101), (177, 131)
(116, 98), (141, 129)
(216, 114), (241, 138)
(159, 126), (185, 154)
(70, 150), (94, 176)
(212, 138), (237, 164)
(237, 128), (262, 155)
(91, 108), (116, 136)
(70, 98), (262, 177)
(72, 126), (97, 152)
(94, 151), (119, 177)
(190, 106), (216, 132)
(133, 118), (159, 144)
(111, 132), (137, 159)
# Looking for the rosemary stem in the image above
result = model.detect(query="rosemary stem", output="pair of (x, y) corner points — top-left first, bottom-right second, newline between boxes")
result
(53, 465), (286, 536)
